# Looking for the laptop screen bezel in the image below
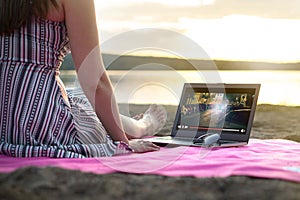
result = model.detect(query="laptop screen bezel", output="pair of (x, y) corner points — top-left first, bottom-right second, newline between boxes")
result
(171, 83), (260, 142)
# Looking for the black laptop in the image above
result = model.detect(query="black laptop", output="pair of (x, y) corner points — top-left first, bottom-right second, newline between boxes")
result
(144, 83), (260, 147)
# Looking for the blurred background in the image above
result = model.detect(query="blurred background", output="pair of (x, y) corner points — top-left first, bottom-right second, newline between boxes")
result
(60, 0), (300, 140)
(62, 0), (300, 106)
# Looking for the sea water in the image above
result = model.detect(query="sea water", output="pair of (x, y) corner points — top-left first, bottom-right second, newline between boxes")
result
(60, 70), (300, 106)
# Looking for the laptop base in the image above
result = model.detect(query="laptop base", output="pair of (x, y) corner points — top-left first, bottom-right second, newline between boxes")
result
(143, 136), (247, 148)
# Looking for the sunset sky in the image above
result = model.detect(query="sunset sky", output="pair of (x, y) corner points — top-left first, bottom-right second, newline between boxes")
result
(94, 0), (300, 62)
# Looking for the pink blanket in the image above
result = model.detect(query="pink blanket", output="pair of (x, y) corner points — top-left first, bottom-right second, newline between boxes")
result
(1, 139), (300, 183)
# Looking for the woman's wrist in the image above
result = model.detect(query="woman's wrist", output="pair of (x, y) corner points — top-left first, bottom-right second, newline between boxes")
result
(114, 141), (134, 154)
(110, 130), (129, 144)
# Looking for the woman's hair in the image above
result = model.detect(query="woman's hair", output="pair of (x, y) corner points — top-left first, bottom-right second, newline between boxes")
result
(0, 0), (58, 34)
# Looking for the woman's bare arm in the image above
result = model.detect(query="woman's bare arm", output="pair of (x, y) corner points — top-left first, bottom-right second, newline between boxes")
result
(62, 0), (129, 143)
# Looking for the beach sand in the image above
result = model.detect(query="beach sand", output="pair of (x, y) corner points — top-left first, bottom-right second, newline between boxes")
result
(1, 104), (299, 200)
(120, 104), (300, 142)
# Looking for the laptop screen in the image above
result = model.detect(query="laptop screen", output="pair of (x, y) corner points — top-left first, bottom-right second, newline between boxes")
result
(174, 84), (260, 138)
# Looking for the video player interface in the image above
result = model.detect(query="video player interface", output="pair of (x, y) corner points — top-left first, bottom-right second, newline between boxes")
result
(176, 87), (256, 134)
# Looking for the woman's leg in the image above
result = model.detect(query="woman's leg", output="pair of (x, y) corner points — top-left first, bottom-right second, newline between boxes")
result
(121, 104), (167, 139)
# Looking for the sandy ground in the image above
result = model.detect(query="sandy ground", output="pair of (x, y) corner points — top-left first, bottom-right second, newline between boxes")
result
(1, 104), (299, 200)
(121, 104), (300, 142)
(1, 167), (300, 200)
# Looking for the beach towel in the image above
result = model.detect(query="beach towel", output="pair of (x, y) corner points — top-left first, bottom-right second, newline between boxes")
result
(0, 139), (300, 183)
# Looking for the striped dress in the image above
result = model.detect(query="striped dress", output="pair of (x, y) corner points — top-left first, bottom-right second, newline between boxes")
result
(0, 17), (117, 158)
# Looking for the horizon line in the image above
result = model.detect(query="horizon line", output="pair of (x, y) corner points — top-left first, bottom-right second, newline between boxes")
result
(101, 52), (300, 64)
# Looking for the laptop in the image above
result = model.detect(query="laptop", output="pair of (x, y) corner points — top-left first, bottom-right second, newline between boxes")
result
(143, 83), (260, 147)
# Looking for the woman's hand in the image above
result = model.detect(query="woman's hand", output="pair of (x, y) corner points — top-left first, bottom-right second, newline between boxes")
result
(129, 140), (160, 153)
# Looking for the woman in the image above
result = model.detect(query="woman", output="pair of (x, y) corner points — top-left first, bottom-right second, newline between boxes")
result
(0, 0), (166, 157)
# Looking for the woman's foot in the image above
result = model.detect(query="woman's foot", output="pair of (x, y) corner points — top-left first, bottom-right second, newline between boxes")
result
(122, 104), (167, 139)
(138, 104), (167, 136)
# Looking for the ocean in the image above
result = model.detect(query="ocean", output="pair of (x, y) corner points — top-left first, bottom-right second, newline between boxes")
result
(60, 70), (300, 106)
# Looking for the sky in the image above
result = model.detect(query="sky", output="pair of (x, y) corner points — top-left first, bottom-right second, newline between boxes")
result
(94, 0), (300, 62)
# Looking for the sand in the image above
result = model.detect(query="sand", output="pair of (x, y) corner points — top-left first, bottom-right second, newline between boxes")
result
(1, 167), (300, 200)
(0, 104), (299, 200)
(121, 104), (300, 142)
